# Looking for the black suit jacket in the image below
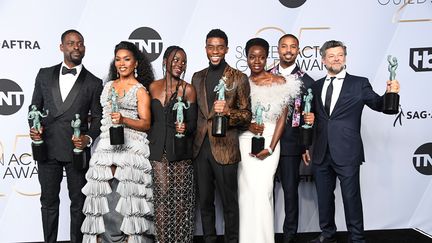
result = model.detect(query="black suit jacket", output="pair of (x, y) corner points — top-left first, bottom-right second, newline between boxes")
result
(311, 73), (384, 166)
(30, 63), (103, 162)
(269, 64), (315, 156)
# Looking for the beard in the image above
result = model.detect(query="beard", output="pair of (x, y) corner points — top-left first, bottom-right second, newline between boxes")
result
(67, 51), (84, 65)
(325, 64), (345, 75)
(280, 53), (296, 66)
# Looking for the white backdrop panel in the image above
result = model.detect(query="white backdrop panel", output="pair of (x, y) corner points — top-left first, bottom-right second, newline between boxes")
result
(0, 0), (431, 241)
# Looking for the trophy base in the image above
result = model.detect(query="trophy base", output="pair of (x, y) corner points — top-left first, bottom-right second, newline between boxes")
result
(72, 151), (87, 170)
(212, 115), (227, 137)
(383, 92), (400, 115)
(32, 141), (47, 162)
(174, 136), (186, 157)
(110, 126), (124, 145)
(251, 136), (265, 155)
(299, 127), (313, 146)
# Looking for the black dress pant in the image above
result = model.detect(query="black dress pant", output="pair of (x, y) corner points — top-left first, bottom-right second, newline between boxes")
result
(37, 159), (87, 243)
(312, 150), (365, 243)
(194, 138), (239, 243)
(278, 155), (301, 238)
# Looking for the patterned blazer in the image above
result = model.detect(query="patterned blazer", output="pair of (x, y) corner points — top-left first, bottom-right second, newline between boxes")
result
(192, 64), (251, 164)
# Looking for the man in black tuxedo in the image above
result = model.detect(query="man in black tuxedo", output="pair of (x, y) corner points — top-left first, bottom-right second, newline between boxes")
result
(305, 40), (400, 243)
(29, 29), (103, 243)
(269, 34), (314, 243)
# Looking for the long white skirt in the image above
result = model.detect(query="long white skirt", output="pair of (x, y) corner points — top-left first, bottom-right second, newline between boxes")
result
(238, 123), (280, 243)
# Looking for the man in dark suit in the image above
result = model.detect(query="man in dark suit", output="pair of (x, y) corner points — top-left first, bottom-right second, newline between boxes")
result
(192, 29), (251, 243)
(304, 40), (400, 243)
(29, 29), (103, 243)
(269, 34), (315, 243)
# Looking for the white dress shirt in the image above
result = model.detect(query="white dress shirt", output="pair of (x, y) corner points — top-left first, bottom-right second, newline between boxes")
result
(278, 63), (296, 76)
(59, 63), (83, 101)
(58, 63), (92, 146)
(321, 69), (346, 115)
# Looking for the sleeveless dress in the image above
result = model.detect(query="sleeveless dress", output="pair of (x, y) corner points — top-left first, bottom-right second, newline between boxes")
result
(238, 75), (301, 243)
(148, 82), (197, 243)
(81, 81), (154, 243)
(149, 98), (196, 243)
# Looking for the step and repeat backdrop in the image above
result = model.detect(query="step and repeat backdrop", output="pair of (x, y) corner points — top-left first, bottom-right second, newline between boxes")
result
(0, 0), (431, 242)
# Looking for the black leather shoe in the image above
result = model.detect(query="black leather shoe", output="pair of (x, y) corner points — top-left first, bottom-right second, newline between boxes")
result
(308, 235), (337, 243)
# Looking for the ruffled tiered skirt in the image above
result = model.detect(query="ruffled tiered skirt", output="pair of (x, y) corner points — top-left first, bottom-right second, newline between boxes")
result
(81, 128), (154, 243)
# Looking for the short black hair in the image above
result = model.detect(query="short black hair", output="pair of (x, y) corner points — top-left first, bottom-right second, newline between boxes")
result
(245, 37), (269, 58)
(61, 29), (84, 43)
(206, 29), (228, 46)
(278, 34), (299, 46)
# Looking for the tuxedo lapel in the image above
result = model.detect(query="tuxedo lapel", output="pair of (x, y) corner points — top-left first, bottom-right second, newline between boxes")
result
(53, 67), (88, 118)
(316, 78), (327, 117)
(51, 64), (63, 115)
(198, 69), (210, 119)
(292, 65), (299, 75)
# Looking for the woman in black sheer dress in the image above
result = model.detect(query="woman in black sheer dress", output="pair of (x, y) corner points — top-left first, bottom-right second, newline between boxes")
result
(148, 46), (197, 243)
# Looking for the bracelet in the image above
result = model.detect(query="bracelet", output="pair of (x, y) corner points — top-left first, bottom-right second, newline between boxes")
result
(267, 147), (273, 155)
(85, 135), (93, 147)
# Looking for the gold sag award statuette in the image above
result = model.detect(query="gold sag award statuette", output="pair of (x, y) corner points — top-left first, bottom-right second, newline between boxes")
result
(27, 105), (48, 161)
(109, 87), (125, 145)
(383, 55), (400, 114)
(71, 114), (87, 170)
(299, 88), (314, 146)
(251, 101), (270, 155)
(212, 76), (234, 137)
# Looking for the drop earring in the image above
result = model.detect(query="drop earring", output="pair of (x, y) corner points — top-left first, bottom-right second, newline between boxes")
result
(134, 68), (137, 78)
(162, 64), (166, 77)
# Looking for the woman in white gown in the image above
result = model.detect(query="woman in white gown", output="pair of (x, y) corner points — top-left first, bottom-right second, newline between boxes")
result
(238, 38), (301, 243)
(81, 41), (154, 243)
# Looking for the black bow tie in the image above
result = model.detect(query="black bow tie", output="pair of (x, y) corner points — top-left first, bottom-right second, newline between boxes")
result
(61, 66), (77, 76)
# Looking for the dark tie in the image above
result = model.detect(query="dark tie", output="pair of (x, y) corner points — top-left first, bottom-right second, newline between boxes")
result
(324, 77), (336, 115)
(61, 66), (77, 76)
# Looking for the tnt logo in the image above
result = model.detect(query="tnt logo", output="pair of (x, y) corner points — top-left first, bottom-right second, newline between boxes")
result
(409, 47), (432, 72)
(129, 27), (163, 62)
(0, 79), (24, 115)
(279, 0), (307, 8)
(413, 143), (432, 175)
